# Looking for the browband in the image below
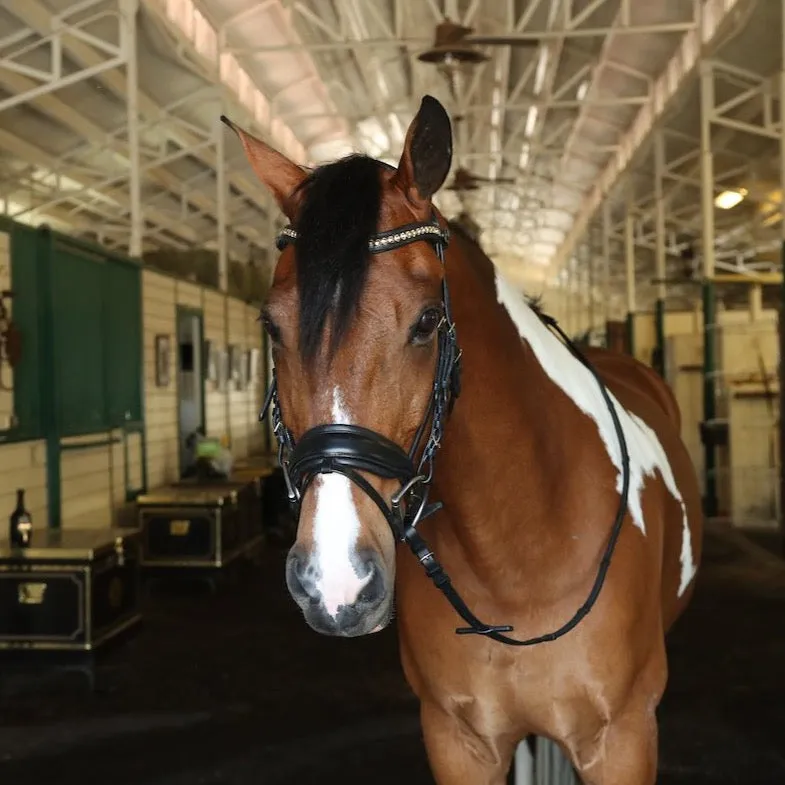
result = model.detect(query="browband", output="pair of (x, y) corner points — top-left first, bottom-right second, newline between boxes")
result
(276, 220), (450, 254)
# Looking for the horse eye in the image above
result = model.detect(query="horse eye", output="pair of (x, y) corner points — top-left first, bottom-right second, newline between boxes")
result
(261, 314), (282, 345)
(411, 307), (442, 345)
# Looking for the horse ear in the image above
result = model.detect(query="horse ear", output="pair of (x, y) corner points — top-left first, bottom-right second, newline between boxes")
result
(221, 115), (306, 219)
(392, 95), (453, 207)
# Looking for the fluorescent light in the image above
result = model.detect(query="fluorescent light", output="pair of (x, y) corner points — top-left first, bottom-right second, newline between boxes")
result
(524, 106), (539, 138)
(534, 47), (549, 95)
(714, 189), (746, 209)
(519, 142), (531, 169)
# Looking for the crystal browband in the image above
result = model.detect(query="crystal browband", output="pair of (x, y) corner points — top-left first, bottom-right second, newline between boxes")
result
(276, 221), (449, 254)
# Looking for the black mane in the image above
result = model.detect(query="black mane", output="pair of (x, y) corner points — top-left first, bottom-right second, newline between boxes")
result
(292, 154), (383, 362)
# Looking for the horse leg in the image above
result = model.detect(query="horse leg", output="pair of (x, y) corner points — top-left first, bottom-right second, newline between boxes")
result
(570, 705), (659, 785)
(420, 700), (516, 785)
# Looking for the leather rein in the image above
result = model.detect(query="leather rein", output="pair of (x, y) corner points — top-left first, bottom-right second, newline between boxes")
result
(261, 216), (631, 647)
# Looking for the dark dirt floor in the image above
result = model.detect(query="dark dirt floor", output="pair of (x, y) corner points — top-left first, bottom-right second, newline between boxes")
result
(1, 522), (784, 784)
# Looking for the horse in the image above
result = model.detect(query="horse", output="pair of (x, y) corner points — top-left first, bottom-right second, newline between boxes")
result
(224, 94), (703, 785)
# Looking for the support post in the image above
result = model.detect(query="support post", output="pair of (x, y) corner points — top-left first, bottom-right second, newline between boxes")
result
(749, 284), (763, 322)
(653, 129), (667, 377)
(779, 243), (785, 557)
(570, 256), (579, 338)
(557, 269), (567, 335)
(624, 207), (636, 357)
(779, 0), (785, 555)
(700, 60), (718, 518)
(262, 194), (277, 454)
(587, 236), (595, 340)
(39, 228), (61, 529)
(602, 202), (610, 343)
(216, 105), (229, 294)
(214, 32), (231, 447)
(123, 0), (142, 257)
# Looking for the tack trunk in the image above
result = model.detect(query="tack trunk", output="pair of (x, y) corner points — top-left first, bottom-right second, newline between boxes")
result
(0, 527), (142, 652)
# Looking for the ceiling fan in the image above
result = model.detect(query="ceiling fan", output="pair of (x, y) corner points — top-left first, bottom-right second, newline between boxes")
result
(445, 165), (516, 193)
(416, 17), (540, 68)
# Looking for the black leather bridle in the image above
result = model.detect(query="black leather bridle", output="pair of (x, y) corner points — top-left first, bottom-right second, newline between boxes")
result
(263, 217), (459, 538)
(261, 215), (631, 647)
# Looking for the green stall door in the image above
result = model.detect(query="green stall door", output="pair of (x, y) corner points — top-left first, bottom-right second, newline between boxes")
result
(104, 261), (142, 426)
(51, 244), (106, 435)
(50, 240), (143, 436)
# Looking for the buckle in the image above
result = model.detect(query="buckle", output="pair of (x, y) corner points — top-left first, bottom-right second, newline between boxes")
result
(390, 474), (427, 511)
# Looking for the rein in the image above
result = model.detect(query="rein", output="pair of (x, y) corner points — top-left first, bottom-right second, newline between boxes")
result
(262, 217), (631, 647)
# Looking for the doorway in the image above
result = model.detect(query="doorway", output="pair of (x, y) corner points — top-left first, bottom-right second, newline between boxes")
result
(176, 306), (205, 478)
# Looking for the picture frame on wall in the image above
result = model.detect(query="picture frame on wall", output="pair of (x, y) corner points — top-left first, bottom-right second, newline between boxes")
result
(228, 344), (243, 390)
(204, 339), (218, 384)
(238, 349), (248, 388)
(217, 348), (229, 392)
(155, 334), (171, 388)
(248, 348), (260, 387)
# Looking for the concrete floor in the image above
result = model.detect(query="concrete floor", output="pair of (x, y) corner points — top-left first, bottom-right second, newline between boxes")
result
(1, 523), (784, 784)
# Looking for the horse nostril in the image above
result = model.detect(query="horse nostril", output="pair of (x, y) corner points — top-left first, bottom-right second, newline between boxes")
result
(357, 558), (384, 606)
(286, 551), (319, 601)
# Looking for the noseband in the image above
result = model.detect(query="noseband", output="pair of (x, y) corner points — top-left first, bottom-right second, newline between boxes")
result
(262, 216), (631, 647)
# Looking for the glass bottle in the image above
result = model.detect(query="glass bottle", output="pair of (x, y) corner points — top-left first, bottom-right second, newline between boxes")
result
(9, 488), (32, 548)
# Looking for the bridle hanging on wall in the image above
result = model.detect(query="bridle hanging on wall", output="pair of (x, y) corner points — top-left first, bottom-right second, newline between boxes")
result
(0, 290), (21, 393)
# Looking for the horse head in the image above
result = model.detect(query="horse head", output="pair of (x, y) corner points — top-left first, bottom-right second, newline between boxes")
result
(226, 96), (458, 637)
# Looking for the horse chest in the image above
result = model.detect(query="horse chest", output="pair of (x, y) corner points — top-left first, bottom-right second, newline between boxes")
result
(400, 625), (583, 735)
(399, 592), (548, 689)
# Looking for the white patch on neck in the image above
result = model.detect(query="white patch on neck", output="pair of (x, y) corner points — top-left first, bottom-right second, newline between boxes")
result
(311, 387), (372, 618)
(493, 272), (697, 598)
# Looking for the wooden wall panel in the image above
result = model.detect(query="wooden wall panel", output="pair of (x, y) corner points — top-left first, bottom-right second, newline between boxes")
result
(227, 298), (250, 455)
(203, 289), (227, 438)
(0, 440), (47, 526)
(246, 305), (265, 455)
(60, 437), (114, 528)
(175, 279), (202, 309)
(143, 271), (178, 489)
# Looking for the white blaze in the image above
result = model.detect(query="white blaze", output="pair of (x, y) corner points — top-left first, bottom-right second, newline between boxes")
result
(311, 388), (372, 618)
(493, 271), (697, 597)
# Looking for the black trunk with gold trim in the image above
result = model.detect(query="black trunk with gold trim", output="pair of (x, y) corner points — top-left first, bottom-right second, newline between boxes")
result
(0, 528), (141, 652)
(137, 479), (258, 569)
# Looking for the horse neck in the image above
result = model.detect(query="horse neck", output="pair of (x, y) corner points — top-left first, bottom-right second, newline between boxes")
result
(430, 237), (605, 592)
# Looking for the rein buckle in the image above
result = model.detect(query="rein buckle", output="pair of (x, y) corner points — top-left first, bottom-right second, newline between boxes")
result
(390, 474), (428, 511)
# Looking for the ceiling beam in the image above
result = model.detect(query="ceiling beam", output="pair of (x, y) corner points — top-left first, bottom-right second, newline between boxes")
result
(4, 0), (271, 246)
(552, 0), (751, 270)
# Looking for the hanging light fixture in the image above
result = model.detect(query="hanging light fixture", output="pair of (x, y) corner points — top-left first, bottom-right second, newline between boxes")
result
(417, 18), (489, 77)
